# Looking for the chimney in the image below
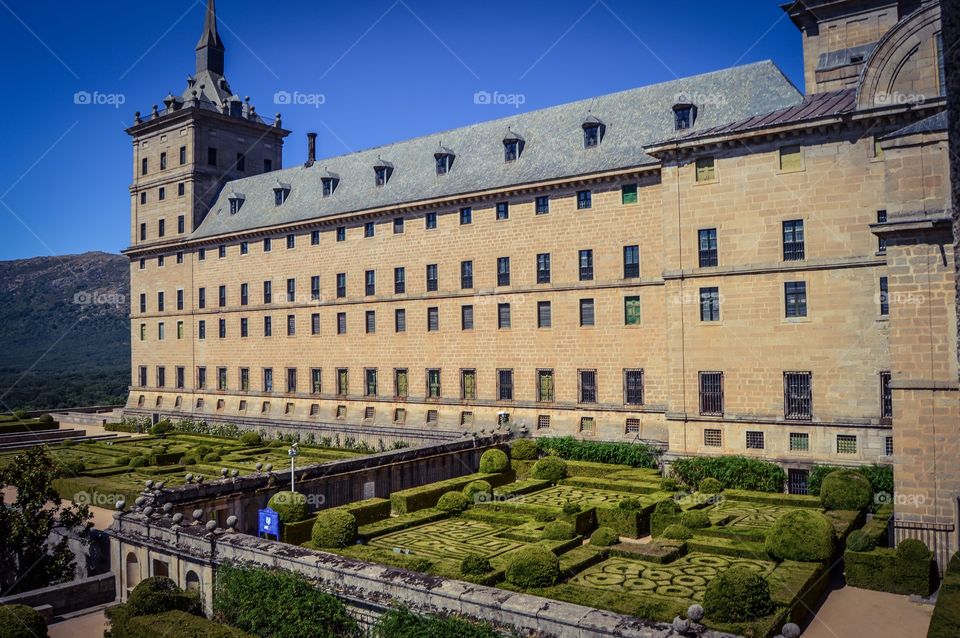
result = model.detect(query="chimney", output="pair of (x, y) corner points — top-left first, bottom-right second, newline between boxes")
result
(305, 132), (317, 167)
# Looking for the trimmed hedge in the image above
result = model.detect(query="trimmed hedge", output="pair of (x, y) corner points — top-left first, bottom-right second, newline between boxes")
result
(127, 577), (202, 617)
(0, 421), (57, 436)
(535, 436), (660, 468)
(845, 544), (936, 596)
(531, 457), (567, 482)
(311, 510), (357, 548)
(505, 546), (561, 589)
(239, 431), (263, 446)
(267, 491), (310, 524)
(373, 607), (502, 638)
(0, 604), (47, 638)
(662, 524), (693, 540)
(461, 555), (493, 577)
(680, 510), (710, 529)
(927, 552), (960, 638)
(809, 463), (894, 500)
(671, 456), (786, 492)
(698, 477), (723, 493)
(358, 508), (448, 539)
(437, 491), (471, 513)
(560, 475), (660, 495)
(722, 489), (822, 508)
(389, 471), (515, 514)
(703, 566), (774, 622)
(765, 510), (835, 562)
(333, 497), (391, 527)
(651, 499), (682, 536)
(857, 505), (893, 548)
(541, 521), (576, 541)
(820, 470), (873, 511)
(281, 517), (316, 546)
(124, 610), (254, 638)
(510, 438), (538, 460)
(845, 530), (876, 553)
(478, 449), (510, 473)
(590, 527), (619, 547)
(493, 478), (551, 497)
(462, 480), (492, 501)
(596, 504), (648, 538)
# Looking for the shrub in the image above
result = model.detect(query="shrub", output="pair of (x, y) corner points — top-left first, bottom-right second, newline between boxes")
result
(896, 538), (930, 561)
(180, 454), (199, 466)
(845, 546), (936, 596)
(542, 521), (576, 541)
(618, 498), (643, 511)
(765, 509), (835, 561)
(437, 491), (470, 513)
(373, 607), (501, 638)
(809, 464), (893, 500)
(590, 527), (619, 547)
(681, 510), (711, 529)
(0, 604), (47, 638)
(127, 576), (202, 617)
(462, 480), (492, 501)
(535, 436), (660, 468)
(460, 555), (493, 576)
(194, 445), (212, 457)
(239, 431), (263, 446)
(533, 511), (557, 523)
(660, 477), (680, 492)
(531, 456), (567, 482)
(267, 491), (310, 524)
(56, 459), (85, 476)
(478, 449), (510, 473)
(150, 420), (173, 436)
(38, 414), (54, 424)
(202, 452), (221, 463)
(651, 499), (682, 536)
(671, 456), (785, 492)
(703, 566), (774, 622)
(820, 469), (873, 511)
(699, 477), (723, 493)
(662, 524), (693, 540)
(12, 410), (28, 420)
(927, 552), (960, 638)
(311, 510), (357, 548)
(846, 530), (877, 553)
(128, 455), (148, 468)
(120, 610), (254, 638)
(505, 546), (560, 589)
(511, 438), (538, 460)
(561, 501), (581, 516)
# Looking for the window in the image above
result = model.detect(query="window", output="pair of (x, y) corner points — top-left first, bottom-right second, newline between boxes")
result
(158, 291), (166, 311)
(699, 287), (720, 322)
(425, 212), (437, 229)
(427, 369), (441, 398)
(263, 368), (274, 393)
(624, 369), (644, 405)
(459, 207), (472, 225)
(140, 293), (147, 313)
(140, 193), (147, 206)
(321, 175), (335, 196)
(497, 303), (511, 329)
(158, 322), (166, 340)
(577, 417), (594, 433)
(218, 318), (226, 338)
(336, 273), (346, 298)
(873, 137), (884, 160)
(158, 187), (165, 202)
(157, 367), (167, 388)
(579, 369), (597, 403)
(880, 371), (893, 422)
(198, 320), (206, 339)
(699, 372), (723, 416)
(336, 368), (348, 396)
(536, 369), (554, 402)
(393, 217), (404, 234)
(365, 270), (376, 296)
(395, 308), (406, 333)
(837, 435), (857, 454)
(311, 313), (320, 335)
(936, 32), (946, 96)
(141, 158), (148, 175)
(495, 202), (509, 220)
(365, 369), (378, 396)
(286, 278), (296, 302)
(576, 190), (592, 210)
(436, 153), (453, 175)
(746, 431), (765, 450)
(537, 301), (552, 328)
(579, 298), (595, 327)
(497, 257), (511, 286)
(783, 220), (805, 261)
(877, 210), (888, 253)
(394, 408), (406, 423)
(625, 418), (640, 434)
(394, 267), (405, 294)
(275, 188), (287, 206)
(310, 276), (320, 301)
(238, 367), (250, 392)
(621, 183), (638, 205)
(280, 368), (295, 393)
(460, 260), (473, 289)
(785, 282), (808, 318)
(336, 405), (346, 419)
(579, 249), (593, 281)
(697, 229), (718, 267)
(461, 369), (477, 400)
(623, 245), (640, 279)
(779, 145), (802, 172)
(236, 153), (246, 172)
(310, 368), (321, 394)
(179, 146), (186, 164)
(337, 312), (347, 334)
(263, 237), (271, 252)
(264, 316), (272, 336)
(263, 280), (272, 304)
(286, 234), (295, 249)
(139, 323), (146, 341)
(177, 289), (184, 310)
(394, 369), (408, 398)
(784, 371), (812, 419)
(207, 147), (217, 166)
(311, 230), (320, 245)
(336, 227), (346, 242)
(217, 245), (226, 259)
(240, 318), (248, 337)
(176, 367), (185, 390)
(238, 283), (248, 306)
(498, 369), (514, 401)
(504, 139), (519, 162)
(535, 196), (550, 215)
(239, 241), (248, 256)
(879, 277), (889, 316)
(461, 305), (474, 330)
(695, 157), (715, 182)
(885, 436), (894, 457)
(178, 183), (185, 198)
(583, 124), (600, 148)
(363, 221), (375, 238)
(704, 428), (722, 447)
(426, 264), (438, 292)
(536, 253), (551, 283)
(426, 410), (439, 425)
(176, 251), (183, 264)
(375, 166), (388, 186)
(624, 296), (641, 325)
(197, 367), (207, 390)
(427, 307), (439, 332)
(365, 310), (376, 334)
(674, 106), (693, 130)
(538, 415), (551, 430)
(790, 432), (809, 452)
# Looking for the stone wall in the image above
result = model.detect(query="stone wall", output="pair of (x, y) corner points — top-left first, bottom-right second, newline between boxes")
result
(0, 573), (115, 618)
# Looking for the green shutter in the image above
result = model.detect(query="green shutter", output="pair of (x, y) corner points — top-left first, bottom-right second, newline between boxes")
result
(621, 183), (638, 205)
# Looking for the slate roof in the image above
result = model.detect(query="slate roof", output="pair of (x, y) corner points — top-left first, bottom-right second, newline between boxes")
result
(191, 60), (802, 240)
(884, 110), (948, 138)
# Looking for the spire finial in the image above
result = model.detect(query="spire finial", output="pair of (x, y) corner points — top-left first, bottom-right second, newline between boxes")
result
(196, 0), (225, 76)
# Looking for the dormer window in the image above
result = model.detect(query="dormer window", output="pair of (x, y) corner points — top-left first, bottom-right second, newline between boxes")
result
(503, 128), (525, 162)
(273, 181), (291, 206)
(228, 192), (245, 214)
(434, 145), (455, 176)
(320, 168), (340, 197)
(373, 157), (393, 187)
(582, 115), (604, 149)
(672, 95), (697, 131)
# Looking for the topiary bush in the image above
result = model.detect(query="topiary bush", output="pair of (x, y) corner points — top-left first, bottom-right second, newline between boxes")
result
(590, 527), (619, 547)
(651, 499), (682, 536)
(460, 555), (493, 577)
(203, 452), (221, 463)
(531, 456), (567, 483)
(618, 498), (644, 512)
(703, 566), (774, 622)
(662, 524), (693, 540)
(478, 449), (510, 473)
(0, 604), (47, 638)
(128, 455), (148, 468)
(311, 510), (357, 548)
(561, 501), (581, 516)
(267, 491), (310, 524)
(127, 576), (202, 617)
(180, 454), (199, 466)
(437, 491), (470, 513)
(541, 521), (576, 541)
(846, 529), (877, 553)
(765, 509), (835, 561)
(671, 455), (785, 493)
(533, 511), (556, 523)
(535, 436), (660, 468)
(505, 546), (560, 589)
(510, 438), (538, 460)
(150, 420), (173, 436)
(38, 414), (54, 424)
(462, 480), (492, 502)
(896, 538), (930, 561)
(240, 431), (263, 446)
(820, 469), (873, 511)
(681, 510), (711, 529)
(699, 477), (723, 493)
(660, 477), (680, 492)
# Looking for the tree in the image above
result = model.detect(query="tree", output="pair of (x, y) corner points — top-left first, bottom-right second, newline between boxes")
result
(0, 447), (93, 594)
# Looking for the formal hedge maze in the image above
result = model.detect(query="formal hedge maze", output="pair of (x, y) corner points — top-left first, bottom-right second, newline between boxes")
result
(369, 518), (524, 561)
(516, 485), (631, 509)
(710, 500), (803, 531)
(570, 553), (775, 602)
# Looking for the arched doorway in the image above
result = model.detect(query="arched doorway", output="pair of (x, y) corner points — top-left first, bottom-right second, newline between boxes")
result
(185, 569), (201, 592)
(125, 552), (140, 592)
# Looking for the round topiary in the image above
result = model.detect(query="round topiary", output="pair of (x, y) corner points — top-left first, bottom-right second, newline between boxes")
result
(202, 452), (221, 463)
(179, 454), (199, 466)
(127, 576), (202, 617)
(896, 538), (930, 561)
(820, 470), (873, 511)
(531, 457), (567, 483)
(239, 431), (263, 446)
(662, 524), (694, 540)
(437, 491), (471, 513)
(267, 491), (310, 523)
(128, 455), (148, 468)
(765, 509), (835, 561)
(699, 477), (723, 494)
(479, 449), (510, 473)
(38, 414), (54, 424)
(150, 420), (173, 436)
(703, 566), (774, 622)
(194, 445), (212, 457)
(505, 546), (560, 589)
(590, 527), (619, 547)
(654, 499), (681, 515)
(311, 510), (357, 548)
(0, 604), (47, 638)
(845, 529), (877, 553)
(462, 480), (492, 502)
(461, 554), (493, 576)
(510, 438), (538, 460)
(562, 501), (581, 516)
(681, 510), (711, 529)
(541, 521), (576, 541)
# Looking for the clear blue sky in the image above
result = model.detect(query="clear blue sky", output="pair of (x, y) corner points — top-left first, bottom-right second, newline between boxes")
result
(0, 0), (803, 261)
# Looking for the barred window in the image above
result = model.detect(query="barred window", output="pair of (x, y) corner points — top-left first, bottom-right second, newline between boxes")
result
(537, 369), (554, 402)
(426, 264), (438, 291)
(579, 249), (594, 281)
(497, 257), (510, 286)
(785, 281), (808, 318)
(783, 220), (805, 261)
(623, 245), (640, 278)
(703, 428), (722, 447)
(460, 260), (473, 289)
(536, 253), (551, 283)
(461, 305), (474, 330)
(461, 369), (477, 400)
(624, 369), (644, 405)
(427, 369), (441, 398)
(365, 310), (376, 334)
(394, 408), (406, 424)
(579, 298), (595, 327)
(789, 432), (809, 452)
(877, 210), (887, 252)
(699, 372), (723, 416)
(837, 435), (857, 454)
(698, 228), (718, 267)
(537, 301), (552, 328)
(746, 431), (765, 449)
(498, 303), (511, 329)
(879, 277), (889, 316)
(498, 369), (514, 401)
(699, 287), (720, 322)
(537, 415), (551, 430)
(336, 405), (346, 419)
(579, 369), (597, 404)
(880, 371), (893, 422)
(427, 307), (439, 332)
(310, 404), (319, 416)
(336, 273), (346, 298)
(365, 270), (376, 296)
(310, 313), (320, 335)
(625, 418), (640, 434)
(460, 411), (474, 426)
(426, 409), (439, 425)
(885, 436), (893, 457)
(395, 308), (406, 333)
(579, 417), (595, 432)
(784, 372), (812, 419)
(336, 312), (347, 334)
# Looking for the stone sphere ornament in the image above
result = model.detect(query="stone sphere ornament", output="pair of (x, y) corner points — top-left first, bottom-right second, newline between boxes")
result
(115, 500), (126, 511)
(205, 520), (217, 532)
(185, 473), (194, 483)
(196, 475), (205, 483)
(230, 469), (239, 477)
(265, 464), (273, 472)
(782, 623), (801, 638)
(135, 496), (145, 507)
(221, 468), (228, 477)
(156, 481), (165, 489)
(193, 509), (204, 521)
(255, 462), (263, 471)
(162, 503), (173, 514)
(145, 480), (154, 489)
(172, 513), (183, 525)
(687, 604), (705, 622)
(143, 506), (154, 517)
(226, 515), (238, 530)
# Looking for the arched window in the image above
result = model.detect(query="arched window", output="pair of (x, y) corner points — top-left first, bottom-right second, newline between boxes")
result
(185, 570), (201, 592)
(125, 553), (140, 591)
